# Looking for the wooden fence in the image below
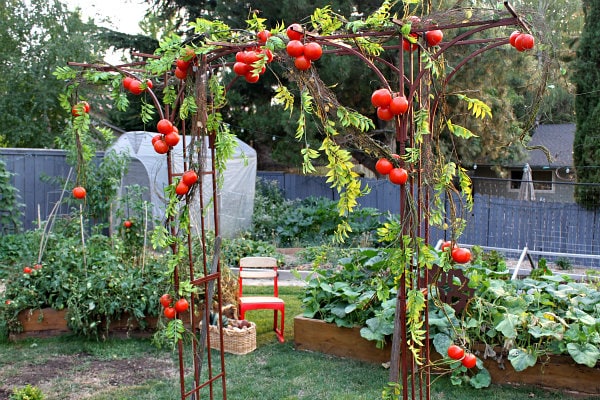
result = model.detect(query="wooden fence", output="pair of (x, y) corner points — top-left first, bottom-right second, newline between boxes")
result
(1, 150), (598, 267)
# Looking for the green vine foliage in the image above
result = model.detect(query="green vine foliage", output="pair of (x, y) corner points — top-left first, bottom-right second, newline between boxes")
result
(0, 159), (23, 235)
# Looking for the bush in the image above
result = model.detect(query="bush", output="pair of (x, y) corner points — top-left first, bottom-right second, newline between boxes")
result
(10, 384), (45, 400)
(251, 179), (382, 247)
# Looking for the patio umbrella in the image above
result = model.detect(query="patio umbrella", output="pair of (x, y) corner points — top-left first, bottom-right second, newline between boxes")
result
(518, 163), (536, 201)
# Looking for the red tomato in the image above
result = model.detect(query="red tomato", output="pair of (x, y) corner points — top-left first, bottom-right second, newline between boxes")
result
(303, 42), (323, 61)
(257, 30), (271, 44)
(159, 294), (172, 308)
(235, 51), (245, 62)
(375, 158), (394, 175)
(509, 30), (521, 47)
(447, 344), (465, 360)
(153, 139), (169, 154)
(461, 353), (477, 368)
(176, 58), (191, 70)
(72, 186), (86, 199)
(128, 79), (144, 95)
(440, 241), (454, 252)
(174, 67), (188, 80)
(389, 96), (409, 115)
(156, 119), (173, 135)
(175, 181), (189, 196)
(123, 220), (132, 228)
(515, 33), (534, 51)
(174, 298), (189, 313)
(244, 72), (260, 83)
(243, 50), (260, 64)
(294, 55), (311, 71)
(389, 168), (408, 185)
(122, 76), (134, 90)
(425, 30), (443, 47)
(164, 132), (180, 147)
(71, 103), (88, 117)
(34, 263), (42, 270)
(23, 266), (32, 274)
(286, 23), (304, 40)
(151, 134), (162, 145)
(286, 40), (305, 57)
(371, 88), (392, 108)
(145, 79), (153, 90)
(262, 48), (274, 63)
(182, 170), (198, 186)
(377, 106), (394, 121)
(5, 300), (11, 305)
(233, 61), (251, 76)
(451, 247), (472, 264)
(164, 307), (176, 319)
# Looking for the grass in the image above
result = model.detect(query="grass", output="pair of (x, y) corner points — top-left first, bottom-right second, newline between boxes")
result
(1, 286), (599, 399)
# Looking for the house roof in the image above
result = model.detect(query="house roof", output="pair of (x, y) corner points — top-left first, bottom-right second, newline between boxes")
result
(525, 123), (574, 168)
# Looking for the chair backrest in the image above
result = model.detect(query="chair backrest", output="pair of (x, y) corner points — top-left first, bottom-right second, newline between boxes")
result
(238, 256), (279, 297)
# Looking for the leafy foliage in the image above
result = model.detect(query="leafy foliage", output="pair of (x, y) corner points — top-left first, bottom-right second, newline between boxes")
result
(0, 159), (23, 234)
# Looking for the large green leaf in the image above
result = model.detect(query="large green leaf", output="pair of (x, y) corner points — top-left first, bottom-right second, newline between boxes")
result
(495, 313), (520, 338)
(469, 367), (491, 389)
(567, 343), (600, 367)
(508, 348), (537, 371)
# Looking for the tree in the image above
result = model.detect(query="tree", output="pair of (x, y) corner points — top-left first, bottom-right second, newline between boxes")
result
(0, 0), (109, 148)
(572, 0), (600, 209)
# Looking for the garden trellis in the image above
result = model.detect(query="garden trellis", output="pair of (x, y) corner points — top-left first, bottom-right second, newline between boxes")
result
(58, 1), (544, 399)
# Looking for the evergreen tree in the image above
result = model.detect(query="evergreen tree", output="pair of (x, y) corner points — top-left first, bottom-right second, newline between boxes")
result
(572, 0), (600, 209)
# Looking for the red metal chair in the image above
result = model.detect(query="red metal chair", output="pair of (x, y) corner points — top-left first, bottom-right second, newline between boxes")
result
(237, 256), (285, 343)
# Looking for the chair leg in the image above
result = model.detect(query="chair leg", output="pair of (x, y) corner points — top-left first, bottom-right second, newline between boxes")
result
(274, 308), (285, 343)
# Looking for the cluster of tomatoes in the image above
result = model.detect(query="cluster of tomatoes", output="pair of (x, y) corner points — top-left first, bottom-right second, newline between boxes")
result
(509, 31), (535, 51)
(159, 293), (189, 320)
(122, 76), (153, 95)
(375, 156), (409, 185)
(151, 119), (181, 155)
(233, 32), (275, 83)
(22, 264), (42, 275)
(285, 23), (323, 71)
(174, 48), (197, 80)
(371, 88), (409, 121)
(175, 170), (199, 196)
(440, 240), (472, 264)
(447, 344), (477, 369)
(71, 101), (90, 117)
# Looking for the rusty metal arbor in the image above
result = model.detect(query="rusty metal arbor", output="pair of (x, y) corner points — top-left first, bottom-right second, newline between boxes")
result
(63, 1), (540, 399)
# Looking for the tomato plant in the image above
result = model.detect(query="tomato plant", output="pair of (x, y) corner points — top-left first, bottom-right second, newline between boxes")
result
(72, 186), (86, 199)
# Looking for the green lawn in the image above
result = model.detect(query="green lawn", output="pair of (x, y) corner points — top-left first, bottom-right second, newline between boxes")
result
(1, 286), (598, 399)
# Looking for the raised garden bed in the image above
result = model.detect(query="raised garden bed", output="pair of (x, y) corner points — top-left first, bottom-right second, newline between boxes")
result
(294, 315), (600, 396)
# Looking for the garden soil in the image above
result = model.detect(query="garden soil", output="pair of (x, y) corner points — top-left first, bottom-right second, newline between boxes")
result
(0, 353), (178, 400)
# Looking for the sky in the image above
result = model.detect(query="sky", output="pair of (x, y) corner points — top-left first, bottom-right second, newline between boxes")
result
(63, 0), (149, 35)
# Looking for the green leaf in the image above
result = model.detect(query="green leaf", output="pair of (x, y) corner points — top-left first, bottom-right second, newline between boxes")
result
(567, 343), (599, 367)
(508, 348), (537, 371)
(469, 367), (491, 388)
(495, 313), (519, 338)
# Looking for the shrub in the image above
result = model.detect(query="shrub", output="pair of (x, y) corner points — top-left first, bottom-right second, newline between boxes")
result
(10, 384), (45, 400)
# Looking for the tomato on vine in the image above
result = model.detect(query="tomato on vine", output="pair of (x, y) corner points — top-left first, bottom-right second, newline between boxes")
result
(447, 344), (464, 360)
(371, 88), (392, 108)
(375, 158), (394, 175)
(286, 23), (304, 40)
(174, 298), (189, 313)
(303, 42), (323, 61)
(160, 294), (172, 308)
(461, 353), (477, 368)
(72, 186), (86, 199)
(389, 168), (408, 185)
(182, 170), (198, 186)
(164, 307), (176, 319)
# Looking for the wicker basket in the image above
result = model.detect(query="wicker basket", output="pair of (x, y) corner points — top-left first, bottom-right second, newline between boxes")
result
(207, 322), (256, 355)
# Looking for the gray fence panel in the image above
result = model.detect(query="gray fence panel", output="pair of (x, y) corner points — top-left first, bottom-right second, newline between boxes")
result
(1, 149), (73, 231)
